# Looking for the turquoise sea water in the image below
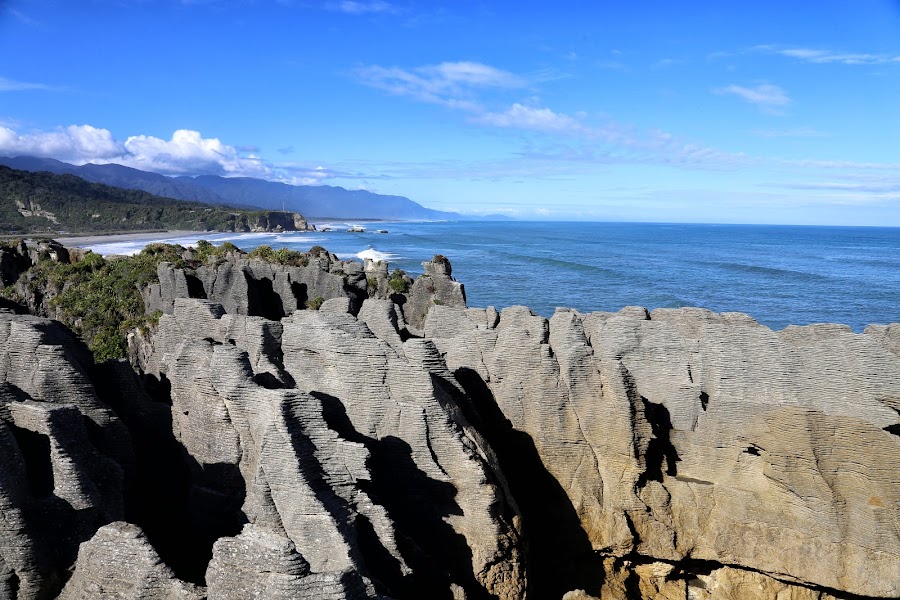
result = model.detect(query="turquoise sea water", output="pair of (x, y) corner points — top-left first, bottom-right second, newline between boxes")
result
(88, 221), (900, 332)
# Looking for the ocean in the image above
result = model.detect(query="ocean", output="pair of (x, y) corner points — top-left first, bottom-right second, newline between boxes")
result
(85, 221), (900, 332)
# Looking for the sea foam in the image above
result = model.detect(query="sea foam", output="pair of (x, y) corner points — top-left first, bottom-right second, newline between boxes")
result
(355, 248), (399, 262)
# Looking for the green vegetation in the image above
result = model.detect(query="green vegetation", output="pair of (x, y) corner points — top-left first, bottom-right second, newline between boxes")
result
(247, 244), (276, 261)
(194, 239), (243, 264)
(247, 244), (309, 266)
(0, 165), (304, 235)
(1, 244), (186, 361)
(388, 268), (410, 294)
(0, 239), (344, 362)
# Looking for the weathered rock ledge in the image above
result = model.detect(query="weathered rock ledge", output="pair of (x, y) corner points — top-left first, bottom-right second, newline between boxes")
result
(0, 242), (896, 600)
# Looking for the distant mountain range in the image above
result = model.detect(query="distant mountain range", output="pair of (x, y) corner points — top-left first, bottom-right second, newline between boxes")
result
(0, 165), (311, 235)
(0, 156), (505, 221)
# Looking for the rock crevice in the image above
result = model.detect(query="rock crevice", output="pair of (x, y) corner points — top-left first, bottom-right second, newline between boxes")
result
(0, 248), (897, 600)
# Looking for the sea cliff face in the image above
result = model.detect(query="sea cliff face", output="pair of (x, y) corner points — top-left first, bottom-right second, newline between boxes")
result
(0, 242), (897, 600)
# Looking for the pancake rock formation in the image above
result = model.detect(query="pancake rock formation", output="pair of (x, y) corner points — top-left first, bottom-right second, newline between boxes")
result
(0, 243), (897, 600)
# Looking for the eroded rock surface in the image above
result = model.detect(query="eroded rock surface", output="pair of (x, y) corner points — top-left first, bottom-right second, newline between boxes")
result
(143, 251), (369, 318)
(0, 313), (129, 598)
(425, 304), (900, 599)
(132, 297), (524, 599)
(405, 255), (466, 332)
(0, 245), (897, 600)
(58, 522), (202, 600)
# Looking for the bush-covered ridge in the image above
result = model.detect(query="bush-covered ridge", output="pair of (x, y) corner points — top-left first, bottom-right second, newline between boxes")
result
(0, 165), (307, 235)
(2, 244), (182, 360)
(1, 239), (365, 361)
(0, 238), (428, 362)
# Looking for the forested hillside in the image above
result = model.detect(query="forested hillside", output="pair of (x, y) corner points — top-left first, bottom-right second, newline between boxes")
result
(0, 165), (306, 234)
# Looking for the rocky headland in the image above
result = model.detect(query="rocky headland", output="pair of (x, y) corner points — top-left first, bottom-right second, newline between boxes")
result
(0, 163), (314, 236)
(0, 239), (897, 600)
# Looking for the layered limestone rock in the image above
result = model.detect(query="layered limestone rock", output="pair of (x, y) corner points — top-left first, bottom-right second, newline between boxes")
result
(281, 303), (523, 599)
(142, 251), (368, 318)
(1, 242), (898, 600)
(0, 313), (130, 598)
(247, 211), (312, 233)
(424, 303), (900, 599)
(405, 255), (466, 332)
(0, 241), (31, 288)
(140, 250), (458, 335)
(206, 524), (369, 600)
(134, 297), (524, 600)
(58, 522), (202, 600)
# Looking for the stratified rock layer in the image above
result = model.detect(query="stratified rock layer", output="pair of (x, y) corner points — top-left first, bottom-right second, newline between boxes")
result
(425, 304), (900, 598)
(0, 247), (898, 600)
(58, 522), (202, 600)
(133, 297), (524, 600)
(143, 251), (368, 318)
(405, 255), (466, 332)
(0, 312), (130, 598)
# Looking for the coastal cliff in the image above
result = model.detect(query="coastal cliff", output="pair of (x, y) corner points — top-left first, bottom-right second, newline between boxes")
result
(0, 241), (897, 599)
(0, 164), (313, 236)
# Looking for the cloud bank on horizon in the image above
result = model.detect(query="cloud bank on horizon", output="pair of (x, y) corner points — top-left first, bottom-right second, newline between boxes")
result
(0, 0), (899, 225)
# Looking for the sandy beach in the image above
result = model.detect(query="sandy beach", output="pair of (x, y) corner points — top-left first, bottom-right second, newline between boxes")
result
(58, 230), (206, 247)
(56, 220), (364, 249)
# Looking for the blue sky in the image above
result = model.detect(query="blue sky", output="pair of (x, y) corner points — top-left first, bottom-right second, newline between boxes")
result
(1, 0), (899, 224)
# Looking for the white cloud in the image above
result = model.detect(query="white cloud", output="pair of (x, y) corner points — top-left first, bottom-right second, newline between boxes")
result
(768, 46), (900, 65)
(355, 61), (524, 110)
(356, 61), (750, 170)
(751, 127), (827, 138)
(780, 158), (900, 170)
(0, 76), (59, 92)
(327, 1), (398, 15)
(4, 7), (41, 27)
(474, 104), (582, 134)
(274, 164), (342, 186)
(770, 160), (900, 205)
(121, 129), (269, 176)
(428, 62), (522, 88)
(654, 58), (685, 68)
(784, 181), (900, 194)
(715, 83), (790, 113)
(0, 125), (281, 178)
(0, 125), (123, 162)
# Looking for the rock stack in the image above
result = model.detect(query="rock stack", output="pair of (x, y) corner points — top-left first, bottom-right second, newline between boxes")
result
(0, 246), (897, 599)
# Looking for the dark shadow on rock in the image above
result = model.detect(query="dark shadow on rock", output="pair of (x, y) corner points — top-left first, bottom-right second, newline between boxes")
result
(185, 273), (207, 299)
(187, 462), (248, 567)
(0, 296), (27, 314)
(316, 392), (491, 600)
(288, 280), (307, 311)
(141, 372), (172, 406)
(97, 367), (246, 584)
(637, 396), (680, 486)
(248, 276), (286, 321)
(451, 367), (605, 599)
(5, 422), (112, 596)
(253, 371), (286, 389)
(353, 513), (406, 594)
(8, 424), (54, 497)
(0, 563), (19, 599)
(389, 293), (406, 309)
(20, 498), (104, 596)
